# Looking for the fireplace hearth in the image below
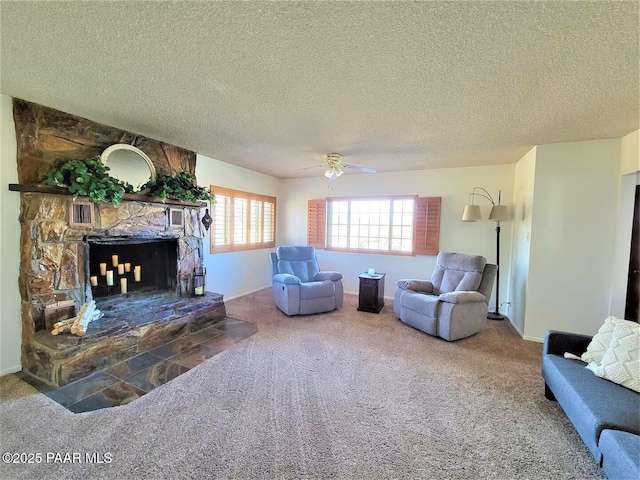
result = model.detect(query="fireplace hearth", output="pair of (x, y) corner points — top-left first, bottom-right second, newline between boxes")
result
(24, 291), (226, 387)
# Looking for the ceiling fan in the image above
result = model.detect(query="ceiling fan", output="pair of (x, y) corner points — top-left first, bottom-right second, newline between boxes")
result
(294, 153), (377, 180)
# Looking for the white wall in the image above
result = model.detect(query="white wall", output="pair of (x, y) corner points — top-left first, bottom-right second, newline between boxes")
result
(523, 139), (622, 341)
(610, 129), (639, 317)
(619, 129), (640, 176)
(0, 95), (22, 375)
(195, 154), (280, 300)
(508, 147), (536, 335)
(279, 165), (515, 307)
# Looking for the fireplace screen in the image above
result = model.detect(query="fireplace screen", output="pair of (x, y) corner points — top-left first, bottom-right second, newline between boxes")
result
(86, 236), (178, 297)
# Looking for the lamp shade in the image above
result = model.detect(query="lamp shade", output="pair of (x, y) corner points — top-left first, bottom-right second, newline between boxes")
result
(489, 205), (509, 222)
(461, 205), (481, 221)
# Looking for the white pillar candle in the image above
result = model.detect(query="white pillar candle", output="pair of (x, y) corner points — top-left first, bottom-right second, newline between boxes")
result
(118, 263), (125, 275)
(134, 266), (141, 282)
(112, 255), (118, 267)
(120, 278), (127, 294)
(106, 270), (114, 286)
(99, 263), (107, 276)
(90, 276), (98, 286)
(124, 262), (131, 273)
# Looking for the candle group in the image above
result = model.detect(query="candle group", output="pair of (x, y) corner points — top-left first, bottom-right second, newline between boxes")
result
(92, 254), (141, 293)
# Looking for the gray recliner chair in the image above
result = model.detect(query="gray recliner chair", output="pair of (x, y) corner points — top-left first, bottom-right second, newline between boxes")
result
(270, 246), (344, 316)
(394, 252), (497, 341)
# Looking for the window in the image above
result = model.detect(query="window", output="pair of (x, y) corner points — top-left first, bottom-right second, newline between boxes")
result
(307, 196), (440, 256)
(210, 186), (276, 253)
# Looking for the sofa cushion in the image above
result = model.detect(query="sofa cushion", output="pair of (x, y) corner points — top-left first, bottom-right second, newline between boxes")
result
(430, 252), (486, 294)
(587, 322), (640, 393)
(398, 280), (433, 293)
(542, 354), (640, 460)
(599, 430), (640, 480)
(439, 291), (485, 304)
(277, 259), (319, 283)
(299, 280), (334, 300)
(400, 291), (439, 317)
(276, 245), (316, 261)
(582, 316), (631, 364)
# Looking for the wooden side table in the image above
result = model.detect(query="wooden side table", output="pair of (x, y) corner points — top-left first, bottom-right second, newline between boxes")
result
(357, 273), (385, 313)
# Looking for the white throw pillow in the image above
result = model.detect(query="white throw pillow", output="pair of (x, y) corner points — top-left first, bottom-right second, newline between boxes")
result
(581, 316), (628, 364)
(586, 322), (640, 393)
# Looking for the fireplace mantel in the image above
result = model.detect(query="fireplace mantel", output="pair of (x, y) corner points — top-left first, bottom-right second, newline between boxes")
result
(8, 183), (206, 208)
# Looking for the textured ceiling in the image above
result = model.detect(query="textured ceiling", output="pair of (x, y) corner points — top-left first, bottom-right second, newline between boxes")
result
(1, 1), (638, 179)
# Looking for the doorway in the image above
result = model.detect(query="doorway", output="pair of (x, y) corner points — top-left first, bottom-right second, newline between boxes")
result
(624, 185), (640, 322)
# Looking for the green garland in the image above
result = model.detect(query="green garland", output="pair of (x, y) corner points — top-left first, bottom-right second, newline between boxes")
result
(42, 158), (133, 206)
(141, 172), (214, 204)
(42, 159), (214, 206)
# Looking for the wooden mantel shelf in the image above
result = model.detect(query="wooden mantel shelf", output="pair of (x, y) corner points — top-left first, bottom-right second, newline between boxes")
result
(8, 184), (206, 208)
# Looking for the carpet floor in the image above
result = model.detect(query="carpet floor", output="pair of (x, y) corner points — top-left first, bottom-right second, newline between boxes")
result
(0, 290), (603, 479)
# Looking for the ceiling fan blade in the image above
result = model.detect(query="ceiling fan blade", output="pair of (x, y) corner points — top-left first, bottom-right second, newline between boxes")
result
(291, 164), (325, 172)
(342, 164), (377, 174)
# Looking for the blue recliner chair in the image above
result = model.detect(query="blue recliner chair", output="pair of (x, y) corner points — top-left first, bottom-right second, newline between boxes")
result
(394, 252), (497, 341)
(270, 246), (343, 316)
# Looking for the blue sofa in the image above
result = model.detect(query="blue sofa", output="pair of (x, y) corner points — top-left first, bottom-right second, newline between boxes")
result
(542, 330), (640, 479)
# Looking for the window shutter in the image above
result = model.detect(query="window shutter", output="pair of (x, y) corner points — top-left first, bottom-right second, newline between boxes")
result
(414, 197), (441, 255)
(210, 186), (276, 253)
(307, 199), (326, 249)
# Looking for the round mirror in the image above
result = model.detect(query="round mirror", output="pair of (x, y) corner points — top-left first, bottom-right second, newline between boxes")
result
(100, 144), (156, 192)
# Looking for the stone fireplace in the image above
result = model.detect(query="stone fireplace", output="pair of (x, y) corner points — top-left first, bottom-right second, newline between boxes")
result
(11, 99), (226, 388)
(18, 193), (226, 387)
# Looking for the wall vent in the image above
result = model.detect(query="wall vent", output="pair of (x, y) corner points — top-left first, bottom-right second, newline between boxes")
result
(169, 208), (184, 227)
(69, 201), (94, 227)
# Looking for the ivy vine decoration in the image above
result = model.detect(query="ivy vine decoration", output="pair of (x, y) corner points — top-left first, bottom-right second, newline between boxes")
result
(42, 158), (133, 207)
(141, 172), (215, 204)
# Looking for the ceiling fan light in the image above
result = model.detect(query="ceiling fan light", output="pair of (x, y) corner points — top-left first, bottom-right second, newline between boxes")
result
(324, 168), (334, 179)
(336, 167), (344, 177)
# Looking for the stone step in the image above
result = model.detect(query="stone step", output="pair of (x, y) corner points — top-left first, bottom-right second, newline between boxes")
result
(24, 292), (227, 387)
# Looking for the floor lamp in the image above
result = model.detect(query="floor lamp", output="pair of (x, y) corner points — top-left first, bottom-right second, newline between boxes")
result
(461, 187), (509, 320)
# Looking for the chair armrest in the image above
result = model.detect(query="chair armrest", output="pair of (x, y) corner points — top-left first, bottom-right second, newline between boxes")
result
(439, 291), (486, 304)
(396, 280), (434, 293)
(273, 273), (301, 285)
(314, 271), (342, 281)
(543, 330), (593, 357)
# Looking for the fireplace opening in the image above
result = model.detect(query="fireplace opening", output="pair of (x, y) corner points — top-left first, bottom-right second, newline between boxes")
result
(86, 236), (178, 297)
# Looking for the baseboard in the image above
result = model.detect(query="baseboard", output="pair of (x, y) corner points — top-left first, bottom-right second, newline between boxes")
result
(504, 319), (543, 343)
(523, 335), (544, 344)
(0, 364), (21, 377)
(508, 318), (524, 337)
(223, 285), (271, 302)
(344, 291), (394, 302)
